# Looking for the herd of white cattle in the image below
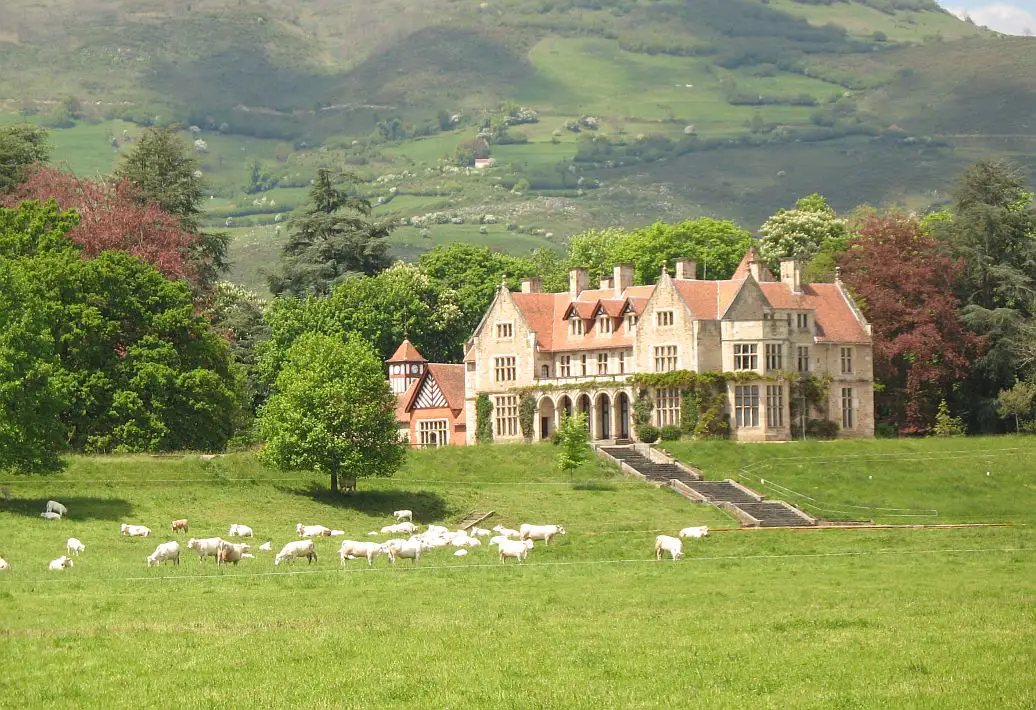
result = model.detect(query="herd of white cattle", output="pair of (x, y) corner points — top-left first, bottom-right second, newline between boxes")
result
(0, 502), (710, 573)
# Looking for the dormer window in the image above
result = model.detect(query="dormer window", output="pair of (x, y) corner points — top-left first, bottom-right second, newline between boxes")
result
(656, 310), (674, 327)
(627, 315), (638, 331)
(570, 319), (585, 336)
(496, 322), (514, 340)
(797, 313), (809, 330)
(597, 315), (613, 335)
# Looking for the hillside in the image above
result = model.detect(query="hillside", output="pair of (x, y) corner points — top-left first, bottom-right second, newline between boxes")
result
(1, 0), (1034, 291)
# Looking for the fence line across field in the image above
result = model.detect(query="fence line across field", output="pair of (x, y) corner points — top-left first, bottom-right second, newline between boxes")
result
(1, 546), (1028, 588)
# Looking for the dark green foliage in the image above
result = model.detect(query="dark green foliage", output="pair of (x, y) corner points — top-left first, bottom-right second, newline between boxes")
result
(0, 124), (49, 193)
(476, 393), (494, 444)
(519, 394), (537, 443)
(257, 332), (405, 493)
(804, 419), (840, 439)
(659, 425), (682, 442)
(637, 424), (660, 444)
(268, 169), (394, 297)
(555, 411), (591, 473)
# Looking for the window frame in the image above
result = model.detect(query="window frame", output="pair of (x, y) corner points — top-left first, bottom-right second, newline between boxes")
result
(596, 352), (609, 375)
(735, 385), (760, 428)
(656, 310), (674, 327)
(417, 419), (449, 448)
(766, 385), (784, 428)
(655, 387), (681, 427)
(559, 355), (571, 378)
(597, 315), (613, 335)
(734, 343), (759, 371)
(493, 395), (520, 438)
(570, 318), (585, 336)
(796, 346), (809, 373)
(653, 345), (678, 373)
(841, 387), (855, 430)
(840, 347), (853, 375)
(765, 343), (783, 372)
(495, 322), (514, 340)
(493, 355), (517, 383)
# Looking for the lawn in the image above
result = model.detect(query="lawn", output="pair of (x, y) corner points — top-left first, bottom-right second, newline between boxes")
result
(1, 441), (1034, 707)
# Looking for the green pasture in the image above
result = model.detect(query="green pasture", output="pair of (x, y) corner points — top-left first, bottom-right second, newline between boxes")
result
(0, 441), (1033, 707)
(388, 224), (557, 262)
(770, 1), (987, 43)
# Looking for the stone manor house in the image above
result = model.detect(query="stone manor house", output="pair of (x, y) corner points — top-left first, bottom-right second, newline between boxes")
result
(392, 248), (874, 447)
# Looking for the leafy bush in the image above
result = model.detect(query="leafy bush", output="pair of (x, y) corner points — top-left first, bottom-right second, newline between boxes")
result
(934, 399), (966, 437)
(805, 419), (840, 439)
(875, 422), (898, 438)
(638, 425), (660, 444)
(659, 425), (683, 441)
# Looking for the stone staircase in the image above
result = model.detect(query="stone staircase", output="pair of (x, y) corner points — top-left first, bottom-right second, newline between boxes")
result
(599, 445), (815, 528)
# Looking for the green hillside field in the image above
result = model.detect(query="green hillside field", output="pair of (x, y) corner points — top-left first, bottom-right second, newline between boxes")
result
(1, 438), (1034, 707)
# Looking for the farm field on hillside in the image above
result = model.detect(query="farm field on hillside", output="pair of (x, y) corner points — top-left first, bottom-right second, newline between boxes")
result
(1, 442), (1033, 707)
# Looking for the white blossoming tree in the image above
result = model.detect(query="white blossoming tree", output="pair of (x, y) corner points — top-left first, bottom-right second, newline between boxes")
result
(758, 194), (848, 267)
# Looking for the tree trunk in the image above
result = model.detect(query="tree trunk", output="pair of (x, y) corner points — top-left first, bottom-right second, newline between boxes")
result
(330, 459), (339, 494)
(1016, 414), (1021, 433)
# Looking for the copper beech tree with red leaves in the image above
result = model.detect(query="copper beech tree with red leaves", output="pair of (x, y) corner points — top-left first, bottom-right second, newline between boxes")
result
(3, 165), (199, 284)
(838, 213), (984, 434)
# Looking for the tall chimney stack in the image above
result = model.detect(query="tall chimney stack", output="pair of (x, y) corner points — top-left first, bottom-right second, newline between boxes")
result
(521, 277), (542, 293)
(613, 264), (633, 294)
(779, 259), (802, 294)
(569, 267), (588, 295)
(675, 259), (696, 280)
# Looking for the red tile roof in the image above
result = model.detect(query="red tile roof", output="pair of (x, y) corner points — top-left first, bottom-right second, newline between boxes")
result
(673, 280), (719, 320)
(427, 363), (466, 411)
(597, 299), (627, 317)
(760, 282), (870, 343)
(387, 339), (427, 363)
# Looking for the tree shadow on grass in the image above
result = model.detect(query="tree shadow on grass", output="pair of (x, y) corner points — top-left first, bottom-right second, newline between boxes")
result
(294, 484), (451, 523)
(1, 497), (134, 521)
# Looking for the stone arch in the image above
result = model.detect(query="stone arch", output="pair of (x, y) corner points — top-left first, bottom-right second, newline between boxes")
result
(537, 396), (557, 441)
(594, 392), (612, 440)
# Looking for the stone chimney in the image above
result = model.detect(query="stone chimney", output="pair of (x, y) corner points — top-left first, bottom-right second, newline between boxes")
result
(521, 277), (542, 293)
(748, 252), (773, 282)
(675, 259), (696, 280)
(780, 259), (802, 294)
(569, 267), (588, 295)
(599, 276), (613, 290)
(613, 264), (633, 294)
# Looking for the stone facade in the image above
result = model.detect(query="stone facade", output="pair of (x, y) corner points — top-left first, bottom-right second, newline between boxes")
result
(458, 248), (875, 444)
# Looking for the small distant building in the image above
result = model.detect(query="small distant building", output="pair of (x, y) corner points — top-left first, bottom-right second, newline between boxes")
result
(473, 158), (495, 169)
(388, 339), (466, 448)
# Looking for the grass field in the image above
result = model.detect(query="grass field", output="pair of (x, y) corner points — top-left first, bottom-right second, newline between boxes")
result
(1, 439), (1034, 707)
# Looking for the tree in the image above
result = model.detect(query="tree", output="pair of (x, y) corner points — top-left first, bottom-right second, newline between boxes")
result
(0, 200), (242, 453)
(996, 380), (1036, 432)
(758, 193), (848, 268)
(0, 260), (66, 473)
(116, 127), (228, 289)
(936, 160), (1036, 431)
(267, 168), (394, 296)
(0, 124), (49, 193)
(838, 213), (982, 434)
(5, 166), (200, 284)
(555, 412), (590, 475)
(257, 332), (405, 493)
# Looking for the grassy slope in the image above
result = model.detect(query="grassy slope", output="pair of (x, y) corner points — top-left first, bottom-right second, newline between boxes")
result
(1, 440), (1034, 706)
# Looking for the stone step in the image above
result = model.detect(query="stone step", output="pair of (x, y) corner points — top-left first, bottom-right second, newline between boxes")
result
(682, 480), (759, 506)
(734, 502), (814, 527)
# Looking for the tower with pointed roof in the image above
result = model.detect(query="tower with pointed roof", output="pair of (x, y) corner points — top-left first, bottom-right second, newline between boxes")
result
(387, 339), (428, 395)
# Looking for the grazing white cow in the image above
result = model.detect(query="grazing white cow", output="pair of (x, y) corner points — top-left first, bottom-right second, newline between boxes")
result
(275, 540), (317, 566)
(66, 538), (86, 556)
(216, 541), (250, 566)
(384, 539), (424, 565)
(393, 509), (413, 522)
(227, 524), (254, 538)
(0, 557), (9, 571)
(46, 501), (68, 516)
(186, 537), (225, 561)
(40, 512), (62, 521)
(171, 519), (189, 534)
(381, 522), (417, 535)
(296, 523), (332, 538)
(258, 541), (272, 552)
(655, 535), (683, 561)
(338, 540), (389, 567)
(48, 556), (74, 571)
(147, 541), (181, 567)
(498, 539), (533, 564)
(519, 524), (566, 544)
(679, 526), (709, 540)
(492, 525), (520, 538)
(120, 524), (151, 537)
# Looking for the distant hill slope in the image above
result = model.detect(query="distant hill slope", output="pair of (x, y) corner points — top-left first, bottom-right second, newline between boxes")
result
(2, 0), (1033, 291)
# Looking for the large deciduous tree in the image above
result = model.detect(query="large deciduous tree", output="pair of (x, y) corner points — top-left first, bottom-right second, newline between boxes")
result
(257, 332), (405, 494)
(267, 168), (394, 296)
(4, 166), (199, 283)
(935, 159), (1036, 431)
(0, 200), (242, 454)
(758, 193), (848, 269)
(116, 127), (229, 289)
(838, 213), (982, 434)
(0, 124), (49, 193)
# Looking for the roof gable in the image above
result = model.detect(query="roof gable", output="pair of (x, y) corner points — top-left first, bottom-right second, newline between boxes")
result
(387, 339), (427, 363)
(721, 275), (771, 320)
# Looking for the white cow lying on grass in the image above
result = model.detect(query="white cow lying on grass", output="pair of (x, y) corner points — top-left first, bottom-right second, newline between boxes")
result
(46, 500), (68, 516)
(258, 541), (272, 552)
(393, 509), (413, 522)
(679, 526), (709, 540)
(469, 527), (492, 537)
(338, 540), (390, 567)
(498, 539), (533, 563)
(655, 535), (683, 561)
(381, 522), (417, 535)
(296, 523), (332, 537)
(492, 525), (520, 539)
(228, 524), (253, 537)
(0, 557), (9, 571)
(147, 541), (180, 567)
(66, 538), (85, 556)
(520, 524), (566, 544)
(275, 540), (317, 566)
(187, 537), (225, 561)
(40, 512), (62, 521)
(121, 524), (151, 537)
(48, 556), (74, 571)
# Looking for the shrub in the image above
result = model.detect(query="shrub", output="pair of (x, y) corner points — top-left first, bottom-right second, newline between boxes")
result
(875, 422), (898, 438)
(805, 419), (840, 439)
(933, 399), (965, 437)
(659, 425), (682, 441)
(638, 425), (660, 444)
